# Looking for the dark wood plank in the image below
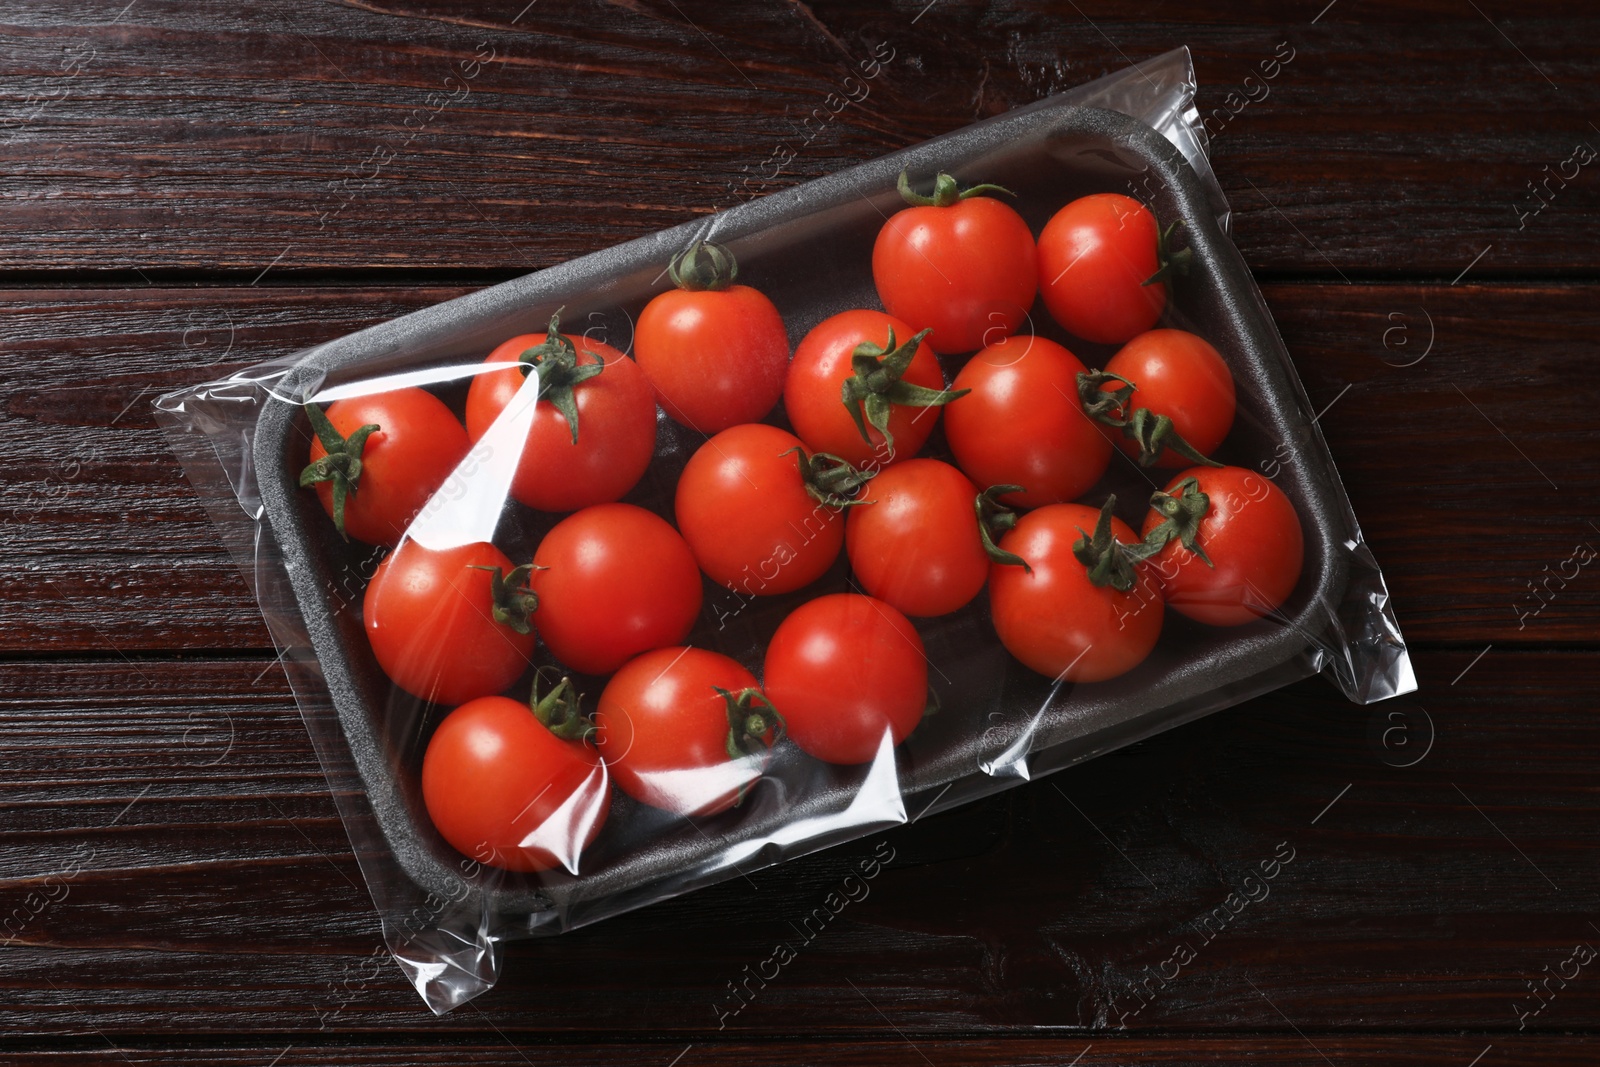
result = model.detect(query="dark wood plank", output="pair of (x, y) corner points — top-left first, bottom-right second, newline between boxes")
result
(0, 1035), (1591, 1066)
(3, 648), (1597, 1035)
(1, 1), (1597, 275)
(2, 281), (1594, 653)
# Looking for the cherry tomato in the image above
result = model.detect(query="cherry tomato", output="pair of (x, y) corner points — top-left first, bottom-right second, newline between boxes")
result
(945, 334), (1113, 509)
(464, 314), (656, 513)
(1038, 193), (1177, 345)
(422, 687), (609, 873)
(530, 503), (703, 676)
(364, 540), (536, 706)
(871, 172), (1037, 354)
(784, 309), (962, 468)
(635, 242), (790, 434)
(675, 423), (870, 597)
(762, 593), (927, 765)
(1100, 329), (1235, 468)
(988, 503), (1163, 682)
(595, 646), (777, 817)
(845, 458), (988, 617)
(1141, 466), (1305, 627)
(301, 388), (470, 546)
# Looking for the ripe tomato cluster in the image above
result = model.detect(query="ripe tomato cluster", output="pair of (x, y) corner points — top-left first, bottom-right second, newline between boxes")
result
(298, 173), (1306, 874)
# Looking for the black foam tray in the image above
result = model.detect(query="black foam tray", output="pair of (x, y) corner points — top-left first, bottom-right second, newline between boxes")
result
(253, 104), (1351, 930)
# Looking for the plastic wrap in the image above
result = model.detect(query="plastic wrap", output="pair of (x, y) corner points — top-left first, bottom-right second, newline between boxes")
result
(154, 47), (1413, 1015)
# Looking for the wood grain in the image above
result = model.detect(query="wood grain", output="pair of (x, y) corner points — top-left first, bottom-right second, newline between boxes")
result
(0, 1035), (1591, 1066)
(0, 1), (1596, 275)
(1, 282), (1593, 653)
(2, 648), (1595, 1035)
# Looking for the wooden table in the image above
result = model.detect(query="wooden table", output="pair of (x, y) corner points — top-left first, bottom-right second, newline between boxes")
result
(4, 2), (1598, 1063)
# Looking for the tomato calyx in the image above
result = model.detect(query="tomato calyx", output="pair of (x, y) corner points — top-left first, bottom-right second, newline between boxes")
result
(1075, 369), (1224, 469)
(530, 669), (595, 743)
(1142, 217), (1193, 288)
(976, 485), (1031, 572)
(782, 446), (876, 509)
(298, 403), (379, 541)
(1072, 496), (1158, 592)
(896, 170), (1015, 208)
(516, 310), (607, 444)
(840, 326), (968, 454)
(1143, 476), (1215, 567)
(471, 562), (540, 635)
(667, 240), (739, 292)
(716, 686), (784, 762)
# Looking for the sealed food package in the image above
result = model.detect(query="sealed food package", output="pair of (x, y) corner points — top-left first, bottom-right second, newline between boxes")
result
(155, 47), (1414, 1014)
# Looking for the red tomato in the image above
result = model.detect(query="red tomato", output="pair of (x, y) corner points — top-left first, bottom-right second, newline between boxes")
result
(530, 503), (703, 676)
(944, 335), (1113, 509)
(675, 423), (870, 597)
(1038, 194), (1181, 345)
(422, 689), (609, 873)
(845, 458), (987, 617)
(464, 316), (657, 513)
(635, 242), (790, 433)
(302, 388), (469, 546)
(988, 502), (1163, 682)
(364, 540), (536, 705)
(762, 593), (927, 765)
(872, 172), (1037, 354)
(595, 646), (777, 817)
(1142, 466), (1305, 626)
(784, 309), (963, 468)
(1099, 329), (1235, 468)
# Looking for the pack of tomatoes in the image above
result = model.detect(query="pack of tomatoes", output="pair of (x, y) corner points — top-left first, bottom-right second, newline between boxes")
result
(158, 51), (1413, 1012)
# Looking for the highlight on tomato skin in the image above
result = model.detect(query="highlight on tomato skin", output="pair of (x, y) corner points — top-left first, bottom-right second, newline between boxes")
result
(363, 539), (537, 707)
(422, 694), (610, 874)
(1141, 465), (1305, 627)
(594, 646), (777, 818)
(761, 592), (929, 766)
(987, 502), (1164, 684)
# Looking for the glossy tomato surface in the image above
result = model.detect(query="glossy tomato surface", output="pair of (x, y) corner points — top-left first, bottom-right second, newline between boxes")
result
(1038, 193), (1166, 345)
(675, 423), (846, 597)
(872, 194), (1036, 354)
(988, 504), (1163, 683)
(1103, 329), (1236, 467)
(784, 309), (948, 468)
(845, 458), (986, 617)
(530, 503), (703, 676)
(464, 331), (656, 513)
(1142, 466), (1305, 626)
(595, 646), (771, 817)
(945, 334), (1113, 508)
(307, 388), (469, 546)
(762, 593), (927, 765)
(364, 540), (535, 706)
(422, 695), (609, 873)
(636, 284), (789, 433)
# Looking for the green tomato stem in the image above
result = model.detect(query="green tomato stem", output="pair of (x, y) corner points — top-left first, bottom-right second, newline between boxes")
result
(298, 402), (379, 542)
